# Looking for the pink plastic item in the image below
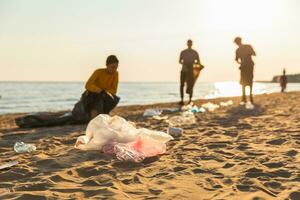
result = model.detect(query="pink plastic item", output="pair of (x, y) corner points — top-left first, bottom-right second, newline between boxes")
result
(114, 136), (166, 162)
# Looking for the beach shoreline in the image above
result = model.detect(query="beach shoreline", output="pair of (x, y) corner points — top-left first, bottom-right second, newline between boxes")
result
(0, 91), (300, 199)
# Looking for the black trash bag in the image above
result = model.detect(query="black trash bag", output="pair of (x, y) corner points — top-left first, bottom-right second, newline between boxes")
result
(73, 90), (120, 122)
(15, 91), (120, 128)
(15, 111), (74, 128)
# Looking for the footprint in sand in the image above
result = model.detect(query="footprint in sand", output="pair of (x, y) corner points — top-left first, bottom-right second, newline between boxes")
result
(173, 166), (186, 172)
(206, 142), (228, 149)
(263, 181), (284, 191)
(266, 138), (287, 145)
(148, 188), (163, 195)
(289, 191), (300, 200)
(235, 123), (252, 130)
(269, 169), (292, 178)
(14, 182), (50, 192)
(262, 161), (284, 168)
(244, 167), (268, 178)
(223, 163), (235, 168)
(202, 178), (223, 191)
(286, 150), (298, 157)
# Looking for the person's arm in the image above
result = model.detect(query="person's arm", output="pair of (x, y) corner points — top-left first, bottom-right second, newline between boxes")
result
(85, 70), (102, 93)
(235, 50), (241, 64)
(179, 51), (183, 64)
(196, 51), (201, 64)
(107, 72), (119, 95)
(251, 46), (256, 56)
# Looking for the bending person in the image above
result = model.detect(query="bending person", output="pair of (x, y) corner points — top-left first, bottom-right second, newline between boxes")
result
(72, 55), (120, 121)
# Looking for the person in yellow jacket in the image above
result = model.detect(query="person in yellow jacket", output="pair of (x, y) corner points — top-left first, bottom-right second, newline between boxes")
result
(85, 55), (119, 96)
(72, 55), (120, 121)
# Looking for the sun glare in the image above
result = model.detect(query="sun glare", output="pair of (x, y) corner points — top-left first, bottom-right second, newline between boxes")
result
(204, 82), (267, 99)
(203, 0), (285, 34)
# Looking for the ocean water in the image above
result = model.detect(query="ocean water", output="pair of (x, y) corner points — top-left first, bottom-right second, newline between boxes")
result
(0, 81), (300, 114)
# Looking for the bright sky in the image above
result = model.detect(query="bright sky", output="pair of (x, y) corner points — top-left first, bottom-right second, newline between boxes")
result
(0, 0), (299, 82)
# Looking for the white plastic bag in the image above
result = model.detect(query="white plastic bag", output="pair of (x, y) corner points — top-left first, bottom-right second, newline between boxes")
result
(143, 109), (162, 117)
(75, 114), (173, 151)
(201, 102), (220, 112)
(220, 100), (233, 107)
(245, 102), (254, 110)
(167, 111), (196, 126)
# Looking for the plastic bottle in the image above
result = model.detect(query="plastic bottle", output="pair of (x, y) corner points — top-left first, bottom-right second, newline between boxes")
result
(14, 142), (36, 153)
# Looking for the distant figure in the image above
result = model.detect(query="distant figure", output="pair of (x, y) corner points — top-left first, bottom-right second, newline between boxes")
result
(234, 37), (256, 103)
(179, 39), (202, 105)
(280, 69), (287, 92)
(72, 55), (120, 121)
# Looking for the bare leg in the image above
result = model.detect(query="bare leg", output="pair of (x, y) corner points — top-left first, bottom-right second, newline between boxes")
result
(188, 93), (193, 104)
(179, 71), (185, 105)
(242, 86), (246, 102)
(250, 85), (254, 103)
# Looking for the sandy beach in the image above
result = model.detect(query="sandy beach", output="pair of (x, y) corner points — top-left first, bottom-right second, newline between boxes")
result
(0, 92), (299, 200)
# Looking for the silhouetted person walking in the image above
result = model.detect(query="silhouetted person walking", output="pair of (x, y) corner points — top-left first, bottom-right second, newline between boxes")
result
(280, 69), (287, 92)
(179, 39), (201, 105)
(234, 37), (256, 103)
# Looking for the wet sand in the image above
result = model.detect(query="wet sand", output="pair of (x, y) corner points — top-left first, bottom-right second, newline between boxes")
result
(0, 92), (300, 200)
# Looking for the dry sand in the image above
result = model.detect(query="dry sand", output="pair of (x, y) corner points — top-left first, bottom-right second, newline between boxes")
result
(0, 92), (299, 200)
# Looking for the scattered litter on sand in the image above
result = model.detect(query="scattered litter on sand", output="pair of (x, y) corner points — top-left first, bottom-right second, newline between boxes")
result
(143, 109), (162, 117)
(114, 136), (167, 162)
(245, 102), (255, 110)
(201, 102), (220, 112)
(75, 115), (173, 157)
(14, 142), (36, 153)
(167, 111), (196, 126)
(220, 100), (233, 107)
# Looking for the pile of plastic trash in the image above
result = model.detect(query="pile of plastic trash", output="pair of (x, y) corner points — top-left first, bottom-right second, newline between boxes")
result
(143, 109), (162, 117)
(220, 100), (233, 107)
(14, 142), (36, 153)
(201, 102), (220, 112)
(245, 102), (255, 110)
(167, 111), (196, 126)
(143, 108), (180, 118)
(75, 114), (173, 162)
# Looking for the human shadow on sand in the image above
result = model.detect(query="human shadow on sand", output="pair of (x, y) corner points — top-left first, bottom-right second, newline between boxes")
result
(209, 104), (265, 129)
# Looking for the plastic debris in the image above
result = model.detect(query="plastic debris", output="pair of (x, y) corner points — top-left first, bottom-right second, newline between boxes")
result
(220, 100), (233, 107)
(162, 107), (180, 112)
(143, 109), (162, 117)
(181, 104), (193, 111)
(114, 136), (166, 162)
(240, 101), (246, 105)
(245, 102), (255, 110)
(114, 143), (145, 162)
(167, 127), (183, 138)
(201, 102), (220, 112)
(190, 105), (206, 113)
(0, 161), (18, 170)
(167, 111), (196, 126)
(102, 142), (117, 155)
(14, 142), (36, 153)
(153, 115), (168, 120)
(75, 114), (173, 151)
